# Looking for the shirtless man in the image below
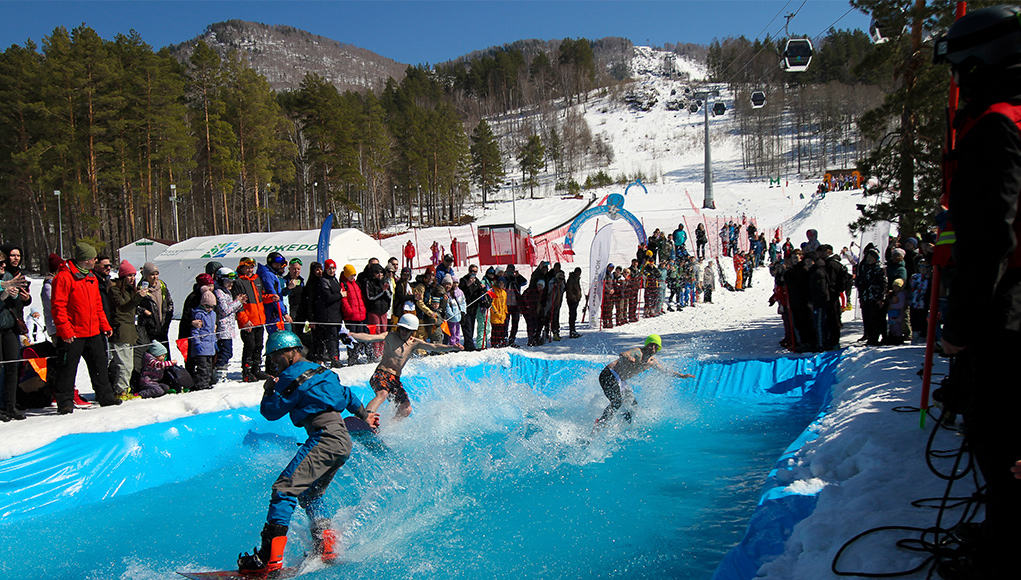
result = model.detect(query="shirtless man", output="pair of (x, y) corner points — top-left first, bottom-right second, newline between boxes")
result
(356, 314), (462, 419)
(596, 334), (694, 424)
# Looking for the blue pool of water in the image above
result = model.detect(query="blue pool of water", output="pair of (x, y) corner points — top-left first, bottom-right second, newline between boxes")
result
(0, 352), (838, 579)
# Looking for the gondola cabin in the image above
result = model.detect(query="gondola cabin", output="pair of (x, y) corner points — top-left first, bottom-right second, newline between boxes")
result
(750, 90), (766, 109)
(869, 15), (904, 44)
(712, 102), (726, 116)
(781, 38), (813, 73)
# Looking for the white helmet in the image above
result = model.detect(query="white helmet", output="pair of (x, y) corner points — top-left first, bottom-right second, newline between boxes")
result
(397, 313), (420, 331)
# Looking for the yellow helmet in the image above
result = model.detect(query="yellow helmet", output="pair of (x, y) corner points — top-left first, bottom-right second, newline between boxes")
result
(644, 334), (662, 351)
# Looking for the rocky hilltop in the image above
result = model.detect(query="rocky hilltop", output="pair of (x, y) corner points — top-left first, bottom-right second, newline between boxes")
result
(169, 20), (408, 92)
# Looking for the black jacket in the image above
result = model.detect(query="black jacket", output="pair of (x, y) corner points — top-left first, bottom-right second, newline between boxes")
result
(315, 275), (343, 323)
(460, 273), (486, 314)
(361, 264), (392, 316)
(285, 274), (305, 322)
(300, 272), (321, 324)
(824, 255), (850, 302)
(566, 271), (582, 304)
(945, 95), (1021, 345)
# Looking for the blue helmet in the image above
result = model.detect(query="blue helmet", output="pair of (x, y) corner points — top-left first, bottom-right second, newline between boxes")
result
(266, 330), (303, 355)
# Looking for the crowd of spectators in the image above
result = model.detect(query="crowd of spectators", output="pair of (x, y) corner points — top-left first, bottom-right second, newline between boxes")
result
(0, 242), (603, 419)
(4, 222), (930, 420)
(768, 230), (934, 353)
(599, 224), (719, 328)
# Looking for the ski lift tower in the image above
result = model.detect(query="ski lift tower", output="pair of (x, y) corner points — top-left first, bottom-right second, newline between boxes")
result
(693, 88), (720, 209)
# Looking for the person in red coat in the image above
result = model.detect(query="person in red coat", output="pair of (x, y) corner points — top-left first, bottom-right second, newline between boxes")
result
(50, 242), (120, 413)
(340, 264), (367, 365)
(403, 240), (416, 270)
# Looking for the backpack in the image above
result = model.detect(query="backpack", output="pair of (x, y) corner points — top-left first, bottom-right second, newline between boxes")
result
(165, 366), (194, 391)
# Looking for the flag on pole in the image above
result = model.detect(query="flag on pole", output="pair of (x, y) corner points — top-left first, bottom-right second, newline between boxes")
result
(317, 213), (334, 265)
(176, 338), (190, 363)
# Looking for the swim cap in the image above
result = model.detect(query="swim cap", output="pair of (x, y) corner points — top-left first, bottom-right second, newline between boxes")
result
(645, 334), (663, 351)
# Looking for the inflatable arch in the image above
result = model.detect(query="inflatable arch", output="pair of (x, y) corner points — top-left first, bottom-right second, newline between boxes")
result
(624, 178), (648, 195)
(563, 193), (647, 255)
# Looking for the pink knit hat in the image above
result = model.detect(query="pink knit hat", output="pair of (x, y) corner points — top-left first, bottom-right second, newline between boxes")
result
(118, 260), (137, 278)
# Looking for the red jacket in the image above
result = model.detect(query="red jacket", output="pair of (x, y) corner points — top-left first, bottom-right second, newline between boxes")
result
(404, 242), (416, 259)
(235, 274), (267, 329)
(51, 259), (112, 340)
(340, 278), (366, 322)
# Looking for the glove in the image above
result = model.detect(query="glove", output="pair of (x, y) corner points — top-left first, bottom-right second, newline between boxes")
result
(339, 328), (353, 346)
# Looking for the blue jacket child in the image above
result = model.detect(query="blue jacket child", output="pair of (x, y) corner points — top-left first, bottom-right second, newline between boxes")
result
(187, 291), (219, 390)
(189, 304), (218, 357)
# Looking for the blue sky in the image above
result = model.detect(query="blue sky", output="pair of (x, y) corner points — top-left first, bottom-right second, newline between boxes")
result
(0, 1), (869, 64)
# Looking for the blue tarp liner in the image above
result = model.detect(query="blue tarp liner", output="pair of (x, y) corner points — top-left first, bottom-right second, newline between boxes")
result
(713, 350), (841, 580)
(0, 349), (841, 574)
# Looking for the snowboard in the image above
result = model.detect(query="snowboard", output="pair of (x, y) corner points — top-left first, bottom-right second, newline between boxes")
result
(178, 567), (302, 579)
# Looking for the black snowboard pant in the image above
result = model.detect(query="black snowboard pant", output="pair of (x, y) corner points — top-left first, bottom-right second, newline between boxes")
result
(507, 306), (521, 344)
(960, 331), (1021, 575)
(240, 326), (264, 374)
(861, 301), (886, 344)
(0, 328), (21, 412)
(462, 308), (476, 350)
(568, 300), (580, 334)
(598, 367), (636, 423)
(191, 355), (214, 390)
(52, 334), (117, 410)
(313, 325), (339, 364)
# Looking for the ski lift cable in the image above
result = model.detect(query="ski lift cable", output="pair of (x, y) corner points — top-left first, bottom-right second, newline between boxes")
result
(810, 6), (858, 44)
(756, 0), (796, 42)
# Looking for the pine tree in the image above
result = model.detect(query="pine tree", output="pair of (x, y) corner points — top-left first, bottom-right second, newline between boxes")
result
(850, 0), (1000, 236)
(223, 50), (295, 231)
(187, 40), (236, 236)
(517, 134), (545, 199)
(470, 119), (504, 207)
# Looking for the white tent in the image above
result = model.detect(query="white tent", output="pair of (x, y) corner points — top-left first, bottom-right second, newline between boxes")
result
(154, 228), (389, 317)
(118, 238), (171, 269)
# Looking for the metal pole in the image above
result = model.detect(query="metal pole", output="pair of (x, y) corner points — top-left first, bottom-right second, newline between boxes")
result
(703, 100), (715, 209)
(54, 190), (63, 256)
(170, 184), (180, 241)
(512, 180), (519, 263)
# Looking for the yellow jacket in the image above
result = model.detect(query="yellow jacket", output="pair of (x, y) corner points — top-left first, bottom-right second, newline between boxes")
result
(490, 288), (508, 324)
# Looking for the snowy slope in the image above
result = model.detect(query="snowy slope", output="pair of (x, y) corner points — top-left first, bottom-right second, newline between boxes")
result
(0, 47), (943, 580)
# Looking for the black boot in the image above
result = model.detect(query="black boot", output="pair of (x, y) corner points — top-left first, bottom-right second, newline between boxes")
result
(238, 523), (288, 575)
(5, 386), (25, 420)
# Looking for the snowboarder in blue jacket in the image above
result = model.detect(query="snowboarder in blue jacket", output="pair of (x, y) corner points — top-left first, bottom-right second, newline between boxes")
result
(238, 330), (379, 576)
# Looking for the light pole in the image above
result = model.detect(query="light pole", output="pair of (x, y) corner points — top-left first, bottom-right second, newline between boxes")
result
(169, 184), (180, 241)
(266, 183), (272, 231)
(511, 180), (519, 263)
(312, 181), (318, 225)
(53, 190), (63, 256)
